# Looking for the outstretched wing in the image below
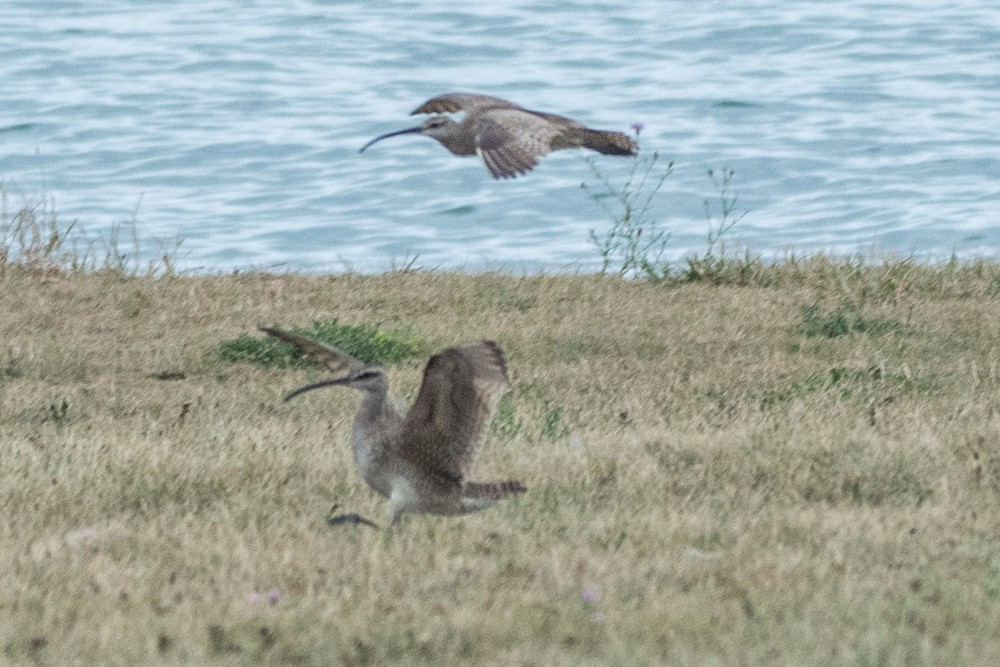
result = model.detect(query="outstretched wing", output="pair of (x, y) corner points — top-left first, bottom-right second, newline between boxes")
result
(400, 341), (510, 482)
(259, 327), (365, 377)
(472, 109), (573, 178)
(411, 93), (525, 116)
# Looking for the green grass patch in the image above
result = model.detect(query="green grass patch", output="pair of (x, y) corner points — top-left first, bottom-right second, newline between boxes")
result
(797, 441), (935, 507)
(758, 365), (905, 409)
(218, 319), (426, 367)
(799, 301), (901, 338)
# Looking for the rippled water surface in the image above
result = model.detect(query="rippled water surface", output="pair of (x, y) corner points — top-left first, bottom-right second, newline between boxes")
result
(2, 1), (998, 272)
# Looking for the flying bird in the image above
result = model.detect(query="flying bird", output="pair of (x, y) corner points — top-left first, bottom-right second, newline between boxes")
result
(359, 92), (638, 179)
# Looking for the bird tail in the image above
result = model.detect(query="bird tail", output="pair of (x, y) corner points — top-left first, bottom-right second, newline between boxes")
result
(461, 480), (527, 512)
(466, 480), (527, 498)
(578, 129), (638, 156)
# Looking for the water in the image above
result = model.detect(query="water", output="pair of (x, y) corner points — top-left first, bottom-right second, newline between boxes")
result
(2, 1), (998, 273)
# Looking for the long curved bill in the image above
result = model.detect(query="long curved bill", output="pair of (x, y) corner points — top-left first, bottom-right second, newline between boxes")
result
(358, 126), (423, 153)
(284, 376), (351, 402)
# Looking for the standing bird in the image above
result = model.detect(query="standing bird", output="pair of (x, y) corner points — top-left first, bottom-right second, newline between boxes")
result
(260, 327), (525, 526)
(359, 92), (638, 179)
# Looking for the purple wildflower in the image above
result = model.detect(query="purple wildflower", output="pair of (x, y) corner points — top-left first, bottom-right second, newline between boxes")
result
(247, 587), (283, 606)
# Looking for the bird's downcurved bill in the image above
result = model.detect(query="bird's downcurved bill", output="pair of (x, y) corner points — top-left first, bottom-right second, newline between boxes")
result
(358, 126), (423, 153)
(284, 377), (350, 402)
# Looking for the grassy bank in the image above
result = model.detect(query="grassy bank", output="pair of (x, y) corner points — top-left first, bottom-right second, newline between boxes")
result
(3, 251), (1000, 665)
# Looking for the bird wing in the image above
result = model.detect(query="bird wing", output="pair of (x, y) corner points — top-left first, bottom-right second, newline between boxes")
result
(259, 327), (365, 377)
(472, 109), (569, 179)
(400, 341), (510, 482)
(411, 93), (525, 116)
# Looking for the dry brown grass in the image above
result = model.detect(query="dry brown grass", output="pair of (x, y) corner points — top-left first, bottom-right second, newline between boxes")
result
(3, 259), (1000, 665)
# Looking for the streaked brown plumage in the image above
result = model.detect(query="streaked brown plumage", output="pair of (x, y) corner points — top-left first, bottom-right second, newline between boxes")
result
(359, 92), (638, 179)
(260, 327), (525, 526)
